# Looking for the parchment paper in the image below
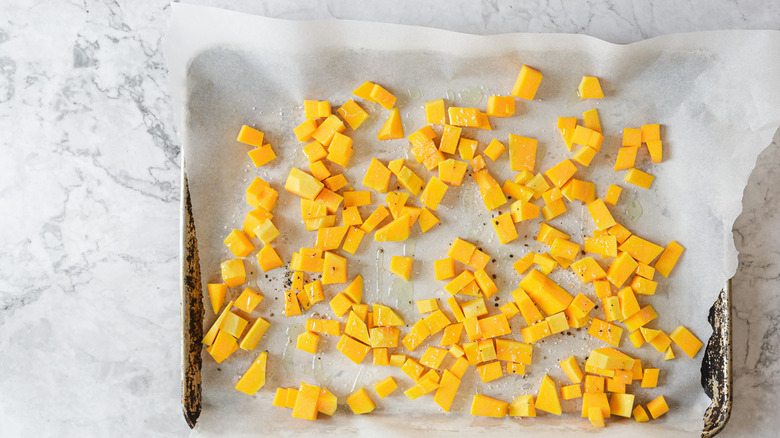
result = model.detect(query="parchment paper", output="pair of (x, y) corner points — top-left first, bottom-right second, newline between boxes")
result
(166, 4), (780, 436)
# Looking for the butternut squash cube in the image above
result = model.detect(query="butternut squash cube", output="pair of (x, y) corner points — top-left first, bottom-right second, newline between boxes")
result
(654, 240), (685, 277)
(508, 134), (537, 172)
(578, 76), (604, 99)
(208, 330), (238, 364)
(560, 356), (584, 384)
(561, 384), (582, 400)
(235, 351), (267, 395)
(425, 98), (446, 125)
(362, 158), (392, 193)
(206, 283), (227, 315)
(294, 119), (319, 142)
(633, 405), (650, 422)
(374, 214), (411, 241)
(520, 320), (551, 343)
(509, 394), (536, 417)
(285, 168), (325, 200)
(237, 124), (264, 147)
(604, 184), (622, 206)
(670, 326), (703, 358)
(322, 251), (347, 284)
(220, 259), (245, 287)
(646, 395), (669, 419)
(342, 226), (365, 255)
(435, 158), (466, 187)
(535, 374), (562, 415)
(607, 252), (639, 287)
(487, 95), (515, 118)
(389, 256), (413, 281)
(224, 229), (255, 258)
(373, 376), (397, 399)
(247, 144), (276, 167)
(470, 394), (508, 417)
(587, 198), (616, 230)
(588, 407), (605, 427)
(641, 368), (660, 388)
(296, 331), (320, 354)
(588, 318), (623, 347)
(377, 107), (404, 140)
(624, 168), (654, 189)
(369, 83), (396, 110)
(347, 388), (375, 414)
(512, 65), (543, 100)
(583, 108), (602, 132)
(234, 287), (263, 313)
(338, 99), (369, 130)
(254, 245), (282, 272)
(337, 335), (371, 364)
(373, 304), (404, 327)
(614, 147), (638, 171)
(434, 370), (461, 412)
(647, 140), (663, 163)
(622, 127), (642, 147)
(327, 133), (353, 167)
(433, 125), (458, 155)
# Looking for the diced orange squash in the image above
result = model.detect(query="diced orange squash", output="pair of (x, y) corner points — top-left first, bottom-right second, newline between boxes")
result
(520, 320), (551, 343)
(390, 256), (414, 281)
(296, 331), (320, 354)
(508, 134), (537, 172)
(654, 240), (685, 277)
(242, 206), (273, 239)
(614, 147), (638, 171)
(511, 287), (544, 325)
(561, 384), (582, 400)
(362, 158), (392, 193)
(478, 314), (511, 339)
(646, 395), (669, 419)
(285, 168), (325, 200)
(578, 76), (604, 99)
(235, 351), (267, 395)
(641, 368), (660, 388)
(447, 237), (476, 263)
(303, 100), (331, 119)
(647, 140), (663, 163)
(475, 361), (502, 383)
(604, 184), (622, 206)
(418, 207), (440, 233)
(587, 198), (616, 230)
(238, 316), (270, 350)
(588, 318), (623, 347)
(584, 375), (605, 394)
(337, 99), (369, 130)
(470, 394), (508, 417)
(558, 356), (584, 384)
(633, 405), (650, 423)
(493, 338), (532, 364)
(630, 275), (658, 295)
(670, 326), (703, 358)
(322, 252), (347, 284)
(220, 259), (246, 287)
(458, 137), (478, 161)
(641, 123), (661, 142)
(544, 159), (577, 188)
(237, 125), (264, 147)
(438, 159), (469, 186)
(534, 374), (562, 415)
(374, 214), (411, 242)
(306, 318), (340, 336)
(373, 376), (398, 399)
(607, 252), (639, 287)
(433, 258), (456, 281)
(337, 335), (371, 364)
(248, 144), (277, 167)
(512, 65), (543, 100)
(622, 128), (642, 147)
(312, 115), (345, 146)
(490, 212), (518, 244)
(234, 287), (263, 313)
(437, 125), (461, 155)
(624, 168), (654, 189)
(373, 304), (404, 327)
(583, 235), (618, 258)
(519, 269), (574, 315)
(207, 284), (227, 314)
(623, 305), (658, 332)
(433, 370), (461, 412)
(425, 98), (446, 125)
(342, 206), (363, 228)
(486, 95), (515, 117)
(254, 218), (280, 245)
(368, 83), (396, 110)
(303, 141), (328, 163)
(342, 227), (365, 255)
(619, 235), (664, 265)
(346, 388), (375, 415)
(569, 257), (607, 284)
(447, 107), (490, 129)
(359, 205), (389, 233)
(377, 107), (404, 140)
(294, 119), (319, 142)
(344, 190), (373, 208)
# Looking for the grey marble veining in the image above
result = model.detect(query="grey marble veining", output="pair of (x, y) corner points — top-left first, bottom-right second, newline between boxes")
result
(0, 0), (778, 436)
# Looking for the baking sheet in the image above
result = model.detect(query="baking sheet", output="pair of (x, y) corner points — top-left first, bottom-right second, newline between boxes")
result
(166, 4), (780, 436)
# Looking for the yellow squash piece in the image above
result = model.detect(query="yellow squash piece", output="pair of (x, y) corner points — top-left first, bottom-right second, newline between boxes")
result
(512, 65), (543, 100)
(425, 98), (446, 125)
(508, 134), (537, 172)
(670, 326), (703, 358)
(347, 388), (376, 414)
(535, 374), (562, 415)
(646, 395), (669, 419)
(624, 168), (654, 189)
(221, 259), (246, 287)
(235, 351), (267, 395)
(285, 168), (325, 200)
(654, 240), (685, 277)
(390, 256), (414, 281)
(519, 269), (574, 316)
(578, 76), (604, 99)
(338, 99), (369, 130)
(374, 214), (412, 242)
(377, 108), (404, 140)
(470, 394), (508, 417)
(237, 125), (264, 147)
(207, 284), (227, 314)
(363, 158), (392, 193)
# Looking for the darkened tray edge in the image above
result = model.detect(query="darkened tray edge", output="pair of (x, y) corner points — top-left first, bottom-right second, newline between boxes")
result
(179, 174), (732, 434)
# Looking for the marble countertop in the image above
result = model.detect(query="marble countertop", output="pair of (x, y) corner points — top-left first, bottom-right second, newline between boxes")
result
(1, 0), (778, 436)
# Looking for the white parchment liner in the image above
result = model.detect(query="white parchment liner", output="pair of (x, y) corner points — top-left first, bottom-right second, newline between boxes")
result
(167, 4), (780, 436)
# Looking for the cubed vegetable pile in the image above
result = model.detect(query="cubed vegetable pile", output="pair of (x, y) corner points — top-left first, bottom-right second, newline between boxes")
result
(202, 66), (703, 427)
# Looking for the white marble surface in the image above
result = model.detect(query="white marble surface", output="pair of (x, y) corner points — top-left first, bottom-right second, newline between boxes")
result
(0, 0), (778, 436)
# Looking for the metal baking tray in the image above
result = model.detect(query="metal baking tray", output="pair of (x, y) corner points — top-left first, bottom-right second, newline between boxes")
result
(179, 173), (732, 436)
